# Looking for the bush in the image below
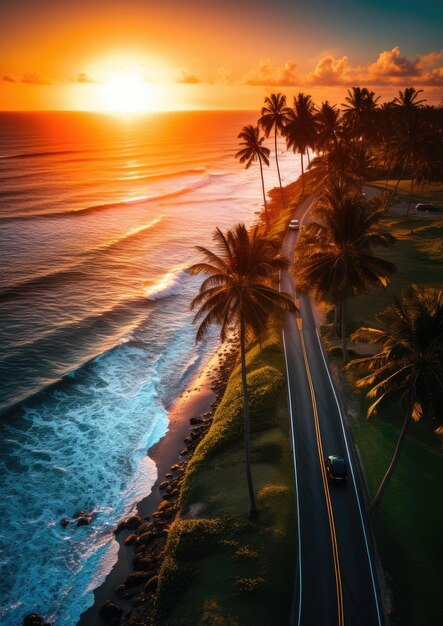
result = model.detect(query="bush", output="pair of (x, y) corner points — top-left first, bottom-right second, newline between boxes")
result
(172, 518), (225, 561)
(233, 576), (266, 594)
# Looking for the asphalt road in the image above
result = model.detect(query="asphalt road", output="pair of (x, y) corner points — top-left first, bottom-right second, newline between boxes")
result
(281, 197), (383, 626)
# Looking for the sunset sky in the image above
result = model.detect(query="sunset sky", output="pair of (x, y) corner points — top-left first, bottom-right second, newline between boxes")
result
(1, 0), (442, 111)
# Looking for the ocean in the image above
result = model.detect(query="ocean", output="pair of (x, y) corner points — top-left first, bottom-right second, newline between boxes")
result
(0, 110), (299, 625)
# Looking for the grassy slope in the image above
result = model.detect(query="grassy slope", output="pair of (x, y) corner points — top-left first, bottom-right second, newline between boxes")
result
(344, 209), (443, 626)
(369, 180), (443, 207)
(154, 326), (297, 626)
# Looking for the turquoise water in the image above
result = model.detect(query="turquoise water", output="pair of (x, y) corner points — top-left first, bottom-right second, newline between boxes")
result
(0, 111), (298, 625)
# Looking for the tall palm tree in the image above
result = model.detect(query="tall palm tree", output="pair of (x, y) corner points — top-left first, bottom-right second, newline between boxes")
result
(308, 140), (359, 193)
(190, 224), (295, 519)
(348, 285), (443, 511)
(235, 125), (271, 228)
(388, 116), (436, 214)
(349, 143), (377, 193)
(258, 93), (288, 207)
(342, 86), (379, 142)
(393, 87), (426, 112)
(284, 93), (317, 191)
(315, 101), (342, 152)
(295, 183), (396, 362)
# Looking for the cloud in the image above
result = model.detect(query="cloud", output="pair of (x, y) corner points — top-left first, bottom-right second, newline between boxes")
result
(76, 72), (97, 84)
(176, 69), (201, 84)
(368, 46), (420, 78)
(307, 55), (350, 85)
(21, 73), (51, 85)
(303, 47), (443, 87)
(243, 60), (299, 86)
(1, 73), (51, 85)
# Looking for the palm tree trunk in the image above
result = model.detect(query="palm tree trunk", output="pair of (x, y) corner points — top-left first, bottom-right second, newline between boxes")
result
(258, 154), (269, 229)
(300, 152), (305, 193)
(407, 172), (414, 216)
(274, 127), (285, 208)
(341, 296), (349, 363)
(334, 302), (341, 338)
(240, 313), (258, 520)
(307, 149), (311, 166)
(371, 412), (411, 512)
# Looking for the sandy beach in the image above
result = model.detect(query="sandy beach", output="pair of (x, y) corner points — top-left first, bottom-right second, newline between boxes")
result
(78, 339), (238, 625)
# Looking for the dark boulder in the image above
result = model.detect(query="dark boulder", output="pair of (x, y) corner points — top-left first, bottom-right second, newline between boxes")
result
(125, 515), (142, 530)
(133, 556), (153, 571)
(60, 518), (70, 528)
(138, 531), (155, 545)
(125, 571), (148, 588)
(190, 416), (203, 425)
(98, 600), (123, 622)
(76, 516), (90, 527)
(114, 520), (126, 535)
(23, 615), (46, 626)
(144, 575), (159, 592)
(124, 533), (138, 546)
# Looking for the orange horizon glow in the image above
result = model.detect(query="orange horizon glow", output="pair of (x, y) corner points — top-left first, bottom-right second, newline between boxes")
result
(1, 2), (442, 111)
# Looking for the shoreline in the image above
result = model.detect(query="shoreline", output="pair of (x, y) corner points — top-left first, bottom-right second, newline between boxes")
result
(78, 339), (238, 625)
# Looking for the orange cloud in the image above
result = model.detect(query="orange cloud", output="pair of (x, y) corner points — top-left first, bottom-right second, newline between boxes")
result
(2, 73), (51, 84)
(243, 60), (299, 86)
(21, 73), (51, 85)
(307, 55), (350, 85)
(176, 69), (201, 84)
(76, 72), (97, 83)
(368, 46), (419, 78)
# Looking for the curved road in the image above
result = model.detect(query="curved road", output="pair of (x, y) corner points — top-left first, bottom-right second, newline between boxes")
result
(281, 196), (384, 626)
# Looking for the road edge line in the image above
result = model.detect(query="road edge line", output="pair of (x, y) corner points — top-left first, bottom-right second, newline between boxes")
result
(282, 328), (303, 626)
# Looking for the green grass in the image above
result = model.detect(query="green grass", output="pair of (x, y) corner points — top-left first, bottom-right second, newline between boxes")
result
(347, 212), (443, 330)
(369, 180), (443, 207)
(345, 378), (443, 626)
(153, 325), (296, 626)
(342, 209), (443, 626)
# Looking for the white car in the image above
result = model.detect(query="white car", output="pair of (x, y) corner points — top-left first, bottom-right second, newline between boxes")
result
(289, 219), (299, 230)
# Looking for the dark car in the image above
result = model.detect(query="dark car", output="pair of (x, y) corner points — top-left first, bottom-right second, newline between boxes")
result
(325, 455), (348, 483)
(415, 203), (439, 212)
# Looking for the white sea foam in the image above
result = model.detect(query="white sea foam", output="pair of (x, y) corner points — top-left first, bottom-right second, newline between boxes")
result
(144, 267), (189, 301)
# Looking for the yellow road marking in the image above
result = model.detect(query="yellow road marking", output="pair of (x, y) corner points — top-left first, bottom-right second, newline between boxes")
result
(299, 328), (344, 626)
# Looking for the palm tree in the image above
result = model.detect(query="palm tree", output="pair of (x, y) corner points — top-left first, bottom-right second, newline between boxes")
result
(308, 140), (359, 193)
(190, 224), (295, 519)
(315, 101), (342, 152)
(284, 93), (317, 192)
(235, 125), (271, 228)
(295, 183), (396, 362)
(349, 143), (377, 193)
(342, 87), (379, 142)
(348, 285), (443, 511)
(388, 116), (436, 214)
(393, 87), (426, 112)
(258, 93), (288, 207)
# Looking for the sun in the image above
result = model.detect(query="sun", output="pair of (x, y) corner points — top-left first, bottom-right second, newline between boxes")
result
(101, 72), (158, 113)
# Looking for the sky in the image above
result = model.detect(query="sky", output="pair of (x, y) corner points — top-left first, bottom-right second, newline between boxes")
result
(1, 0), (442, 111)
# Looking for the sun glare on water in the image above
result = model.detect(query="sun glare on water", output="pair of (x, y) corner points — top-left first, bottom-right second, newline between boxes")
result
(101, 73), (158, 113)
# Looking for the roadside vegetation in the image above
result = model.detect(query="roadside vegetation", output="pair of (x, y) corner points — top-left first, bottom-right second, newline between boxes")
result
(150, 86), (442, 626)
(153, 323), (297, 626)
